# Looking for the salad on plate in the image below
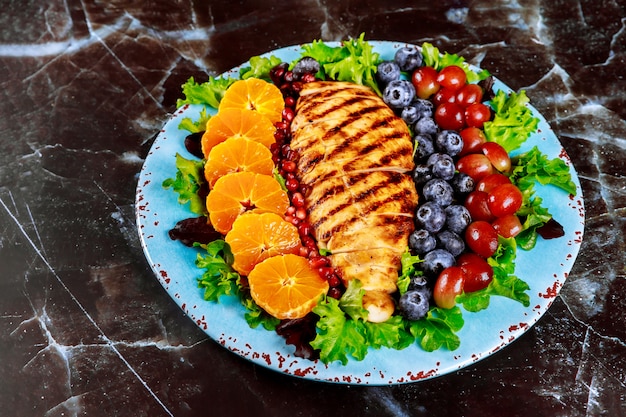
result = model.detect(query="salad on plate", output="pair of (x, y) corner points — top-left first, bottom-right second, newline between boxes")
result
(137, 34), (584, 383)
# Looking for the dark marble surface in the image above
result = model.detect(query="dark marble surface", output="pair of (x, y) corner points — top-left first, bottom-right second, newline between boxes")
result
(1, 1), (625, 416)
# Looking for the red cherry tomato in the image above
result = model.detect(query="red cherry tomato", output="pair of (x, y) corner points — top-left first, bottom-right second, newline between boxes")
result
(435, 102), (466, 131)
(456, 84), (484, 107)
(412, 66), (440, 99)
(481, 142), (512, 173)
(436, 65), (467, 92)
(465, 103), (492, 128)
(465, 221), (499, 258)
(464, 190), (496, 222)
(433, 87), (457, 107)
(457, 253), (494, 293)
(492, 214), (523, 238)
(459, 127), (487, 156)
(433, 266), (465, 309)
(476, 173), (511, 193)
(487, 183), (524, 217)
(456, 153), (494, 181)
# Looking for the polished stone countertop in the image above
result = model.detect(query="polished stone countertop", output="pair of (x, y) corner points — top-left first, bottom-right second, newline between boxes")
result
(1, 1), (625, 416)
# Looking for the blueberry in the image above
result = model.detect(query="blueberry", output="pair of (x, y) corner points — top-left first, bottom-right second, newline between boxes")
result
(401, 105), (420, 126)
(414, 117), (438, 137)
(408, 275), (431, 295)
(413, 99), (434, 120)
(426, 152), (453, 167)
(383, 80), (415, 109)
(451, 172), (475, 195)
(412, 164), (433, 186)
(423, 249), (456, 276)
(435, 130), (464, 156)
(413, 135), (435, 162)
(422, 178), (454, 207)
(445, 204), (472, 234)
(427, 153), (455, 181)
(436, 230), (465, 257)
(394, 46), (423, 72)
(408, 229), (437, 255)
(399, 289), (430, 321)
(292, 56), (320, 77)
(376, 61), (401, 85)
(415, 202), (446, 233)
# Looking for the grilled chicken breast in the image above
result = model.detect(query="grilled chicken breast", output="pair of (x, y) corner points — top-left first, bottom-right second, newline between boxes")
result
(290, 81), (418, 322)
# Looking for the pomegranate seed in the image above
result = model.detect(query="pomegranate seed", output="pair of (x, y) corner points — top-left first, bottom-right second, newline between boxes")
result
(291, 192), (305, 208)
(284, 71), (294, 83)
(298, 222), (312, 237)
(301, 73), (316, 83)
(286, 206), (296, 215)
(290, 217), (300, 226)
(281, 160), (297, 173)
(328, 275), (341, 288)
(282, 107), (295, 122)
(295, 208), (307, 220)
(299, 246), (309, 257)
(291, 81), (303, 93)
(299, 184), (310, 196)
(301, 235), (315, 249)
(318, 267), (335, 280)
(328, 287), (342, 299)
(284, 215), (294, 223)
(285, 178), (299, 192)
(285, 96), (296, 107)
(275, 121), (289, 131)
(309, 256), (329, 269)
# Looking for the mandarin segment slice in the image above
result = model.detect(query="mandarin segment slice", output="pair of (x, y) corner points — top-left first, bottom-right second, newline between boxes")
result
(225, 212), (302, 276)
(201, 107), (276, 158)
(204, 137), (275, 188)
(247, 254), (329, 320)
(219, 78), (285, 124)
(206, 171), (289, 234)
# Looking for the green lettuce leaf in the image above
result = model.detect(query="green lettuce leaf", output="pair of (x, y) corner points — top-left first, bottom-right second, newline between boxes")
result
(310, 296), (369, 365)
(301, 33), (382, 95)
(510, 146), (577, 196)
(178, 107), (211, 134)
(397, 248), (423, 295)
(410, 306), (464, 351)
(239, 55), (284, 81)
(483, 90), (540, 153)
(162, 153), (207, 215)
(176, 76), (236, 109)
(195, 240), (240, 301)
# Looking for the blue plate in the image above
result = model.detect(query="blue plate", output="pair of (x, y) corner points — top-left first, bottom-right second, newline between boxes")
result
(135, 41), (585, 385)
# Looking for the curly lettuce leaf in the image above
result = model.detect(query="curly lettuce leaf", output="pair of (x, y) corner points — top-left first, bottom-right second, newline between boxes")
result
(162, 153), (207, 215)
(195, 240), (240, 301)
(397, 248), (423, 295)
(421, 42), (490, 83)
(483, 89), (540, 153)
(176, 76), (236, 109)
(239, 55), (283, 81)
(301, 33), (382, 95)
(510, 146), (577, 196)
(409, 306), (464, 352)
(178, 107), (211, 134)
(310, 295), (369, 365)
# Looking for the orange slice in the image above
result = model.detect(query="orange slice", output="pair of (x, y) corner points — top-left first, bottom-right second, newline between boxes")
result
(204, 137), (275, 188)
(201, 107), (276, 158)
(225, 212), (302, 276)
(247, 254), (329, 320)
(219, 78), (284, 124)
(205, 171), (289, 234)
